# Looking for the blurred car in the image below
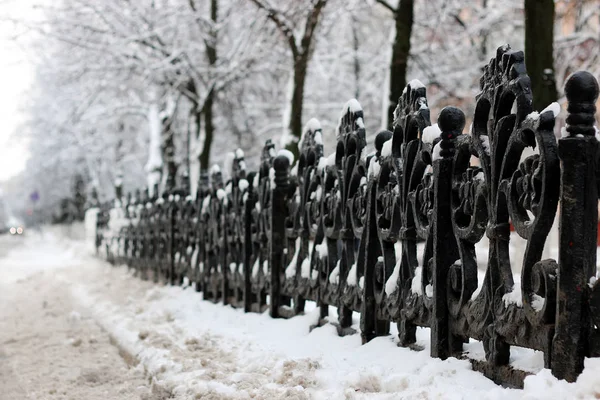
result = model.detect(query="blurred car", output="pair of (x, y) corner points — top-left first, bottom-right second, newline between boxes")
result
(9, 225), (24, 235)
(7, 218), (24, 236)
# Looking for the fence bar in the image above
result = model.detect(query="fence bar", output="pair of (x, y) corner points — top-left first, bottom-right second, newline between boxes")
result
(431, 106), (464, 359)
(552, 71), (599, 382)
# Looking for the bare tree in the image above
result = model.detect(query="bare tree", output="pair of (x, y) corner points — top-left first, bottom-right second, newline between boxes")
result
(250, 0), (328, 157)
(375, 0), (414, 129)
(525, 0), (558, 109)
(201, 0), (218, 171)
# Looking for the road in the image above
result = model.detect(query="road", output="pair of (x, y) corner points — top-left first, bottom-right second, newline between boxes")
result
(0, 232), (157, 400)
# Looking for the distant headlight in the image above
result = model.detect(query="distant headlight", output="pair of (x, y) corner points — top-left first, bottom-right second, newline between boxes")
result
(9, 227), (16, 235)
(17, 227), (23, 235)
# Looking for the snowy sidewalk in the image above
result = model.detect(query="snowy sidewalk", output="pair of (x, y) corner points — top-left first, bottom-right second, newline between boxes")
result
(0, 232), (155, 400)
(1, 230), (600, 399)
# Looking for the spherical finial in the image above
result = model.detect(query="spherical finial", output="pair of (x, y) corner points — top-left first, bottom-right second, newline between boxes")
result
(246, 171), (257, 189)
(273, 154), (290, 187)
(273, 154), (290, 173)
(438, 106), (466, 139)
(277, 149), (295, 166)
(374, 130), (393, 154)
(565, 71), (599, 106)
(565, 71), (599, 137)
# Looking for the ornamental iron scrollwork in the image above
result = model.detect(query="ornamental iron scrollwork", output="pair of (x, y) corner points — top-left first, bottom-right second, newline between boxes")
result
(95, 45), (600, 387)
(449, 46), (561, 370)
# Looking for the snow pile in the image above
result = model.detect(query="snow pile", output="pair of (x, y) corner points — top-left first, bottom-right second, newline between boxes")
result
(62, 255), (600, 400)
(337, 99), (364, 137)
(329, 260), (340, 284)
(368, 158), (380, 179)
(422, 124), (441, 144)
(326, 152), (336, 167)
(347, 263), (358, 286)
(285, 238), (302, 279)
(411, 267), (423, 295)
(6, 231), (600, 399)
(385, 258), (401, 295)
(381, 138), (393, 157)
(502, 286), (523, 307)
(525, 101), (560, 127)
(480, 135), (491, 156)
(238, 179), (249, 191)
(299, 118), (322, 150)
(343, 99), (362, 115)
(432, 141), (442, 162)
(310, 186), (323, 202)
(532, 294), (545, 312)
(403, 79), (425, 94)
(278, 149), (295, 165)
(317, 156), (328, 172)
(542, 102), (561, 118)
(425, 284), (433, 297)
(300, 242), (314, 279)
(315, 242), (328, 259)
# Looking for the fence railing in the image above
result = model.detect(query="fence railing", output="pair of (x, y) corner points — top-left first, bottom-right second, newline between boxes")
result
(93, 45), (600, 388)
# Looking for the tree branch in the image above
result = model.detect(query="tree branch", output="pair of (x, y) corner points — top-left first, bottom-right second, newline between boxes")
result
(300, 0), (328, 56)
(374, 0), (397, 14)
(452, 14), (478, 54)
(249, 0), (299, 58)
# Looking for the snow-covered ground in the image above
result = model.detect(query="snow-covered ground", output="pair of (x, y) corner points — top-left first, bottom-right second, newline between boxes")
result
(0, 229), (155, 399)
(1, 228), (600, 399)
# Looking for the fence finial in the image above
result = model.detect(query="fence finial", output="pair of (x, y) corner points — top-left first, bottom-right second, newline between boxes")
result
(273, 154), (291, 187)
(437, 106), (465, 159)
(564, 71), (599, 137)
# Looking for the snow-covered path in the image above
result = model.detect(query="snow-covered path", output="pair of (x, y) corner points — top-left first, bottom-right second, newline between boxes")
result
(0, 232), (155, 399)
(2, 229), (600, 399)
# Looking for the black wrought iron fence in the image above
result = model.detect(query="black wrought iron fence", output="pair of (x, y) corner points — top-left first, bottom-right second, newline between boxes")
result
(94, 45), (600, 388)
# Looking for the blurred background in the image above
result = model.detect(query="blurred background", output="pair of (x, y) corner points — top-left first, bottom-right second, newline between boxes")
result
(0, 0), (597, 228)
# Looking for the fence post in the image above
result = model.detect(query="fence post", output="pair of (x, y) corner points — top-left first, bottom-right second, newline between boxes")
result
(270, 154), (290, 318)
(552, 71), (599, 382)
(169, 198), (177, 285)
(243, 172), (256, 313)
(431, 106), (464, 359)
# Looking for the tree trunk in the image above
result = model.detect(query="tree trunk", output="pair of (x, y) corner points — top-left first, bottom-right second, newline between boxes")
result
(199, 0), (218, 171)
(249, 0), (327, 157)
(189, 105), (202, 197)
(200, 90), (214, 170)
(288, 57), (308, 158)
(525, 0), (558, 110)
(162, 116), (177, 192)
(352, 15), (360, 99)
(480, 0), (488, 61)
(146, 102), (163, 197)
(186, 109), (192, 178)
(387, 0), (414, 129)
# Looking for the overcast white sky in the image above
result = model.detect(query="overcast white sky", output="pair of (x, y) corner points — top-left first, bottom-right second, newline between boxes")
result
(0, 0), (36, 182)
